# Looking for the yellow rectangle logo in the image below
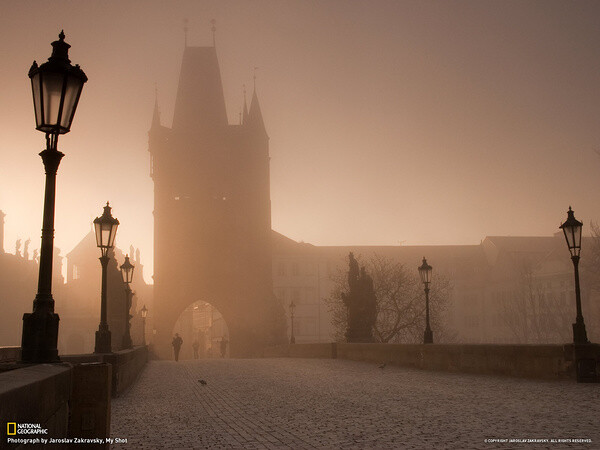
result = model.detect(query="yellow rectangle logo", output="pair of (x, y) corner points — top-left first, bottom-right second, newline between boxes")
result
(7, 423), (16, 435)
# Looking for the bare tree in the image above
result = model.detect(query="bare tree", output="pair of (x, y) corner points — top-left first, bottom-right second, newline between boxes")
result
(326, 254), (454, 343)
(499, 260), (572, 344)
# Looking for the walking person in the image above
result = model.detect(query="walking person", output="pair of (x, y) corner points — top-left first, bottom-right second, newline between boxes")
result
(172, 333), (183, 362)
(220, 336), (228, 358)
(192, 339), (200, 359)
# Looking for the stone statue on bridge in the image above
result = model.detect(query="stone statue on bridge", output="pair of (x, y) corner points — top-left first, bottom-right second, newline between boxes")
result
(342, 252), (377, 343)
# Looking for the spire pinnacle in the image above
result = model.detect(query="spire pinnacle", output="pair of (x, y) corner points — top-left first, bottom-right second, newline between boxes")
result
(183, 18), (189, 47)
(248, 87), (267, 137)
(242, 84), (249, 125)
(211, 19), (216, 47)
(253, 66), (258, 91)
(151, 84), (161, 129)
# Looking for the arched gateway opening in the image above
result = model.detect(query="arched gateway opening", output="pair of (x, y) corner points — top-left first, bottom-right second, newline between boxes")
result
(171, 300), (229, 360)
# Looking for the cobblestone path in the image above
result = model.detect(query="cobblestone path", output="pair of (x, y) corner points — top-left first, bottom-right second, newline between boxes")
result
(110, 358), (599, 449)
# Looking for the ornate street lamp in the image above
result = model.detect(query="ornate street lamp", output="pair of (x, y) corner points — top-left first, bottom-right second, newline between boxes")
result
(418, 257), (433, 344)
(119, 255), (135, 349)
(94, 202), (119, 353)
(21, 31), (87, 363)
(140, 304), (148, 345)
(289, 300), (296, 344)
(560, 207), (589, 344)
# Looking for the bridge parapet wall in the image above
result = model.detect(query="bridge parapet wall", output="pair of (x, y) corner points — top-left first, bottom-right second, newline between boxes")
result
(62, 345), (148, 397)
(1, 347), (147, 448)
(337, 343), (576, 380)
(102, 346), (148, 397)
(264, 343), (600, 381)
(263, 343), (336, 359)
(0, 346), (21, 362)
(0, 364), (72, 449)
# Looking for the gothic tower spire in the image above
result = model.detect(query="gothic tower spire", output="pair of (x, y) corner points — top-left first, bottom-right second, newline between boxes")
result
(242, 84), (249, 125)
(151, 85), (161, 129)
(172, 46), (228, 131)
(248, 86), (268, 138)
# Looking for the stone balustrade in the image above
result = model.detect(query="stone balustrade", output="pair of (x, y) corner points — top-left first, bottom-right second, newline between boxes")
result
(263, 342), (600, 382)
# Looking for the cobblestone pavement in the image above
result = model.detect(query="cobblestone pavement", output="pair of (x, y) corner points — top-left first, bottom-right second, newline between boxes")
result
(110, 358), (599, 449)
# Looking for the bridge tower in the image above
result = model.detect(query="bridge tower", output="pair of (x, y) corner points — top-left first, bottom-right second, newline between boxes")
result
(149, 43), (284, 358)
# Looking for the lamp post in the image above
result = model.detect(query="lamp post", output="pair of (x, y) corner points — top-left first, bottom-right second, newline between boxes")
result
(119, 254), (135, 349)
(289, 300), (296, 344)
(21, 31), (87, 363)
(560, 207), (589, 345)
(94, 202), (119, 353)
(418, 257), (433, 344)
(140, 304), (148, 345)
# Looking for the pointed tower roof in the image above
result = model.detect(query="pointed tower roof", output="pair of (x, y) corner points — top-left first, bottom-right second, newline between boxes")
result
(242, 85), (249, 125)
(247, 89), (267, 137)
(172, 46), (228, 131)
(151, 88), (161, 129)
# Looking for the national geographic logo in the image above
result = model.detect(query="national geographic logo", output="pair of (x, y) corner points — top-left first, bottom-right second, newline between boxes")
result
(5, 422), (48, 435)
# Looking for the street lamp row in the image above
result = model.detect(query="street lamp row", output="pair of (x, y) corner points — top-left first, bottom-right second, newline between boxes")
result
(21, 33), (142, 361)
(21, 32), (87, 363)
(93, 203), (137, 353)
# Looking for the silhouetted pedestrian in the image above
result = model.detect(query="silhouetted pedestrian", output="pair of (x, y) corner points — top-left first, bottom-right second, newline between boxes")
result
(172, 333), (183, 361)
(220, 337), (228, 358)
(192, 339), (199, 359)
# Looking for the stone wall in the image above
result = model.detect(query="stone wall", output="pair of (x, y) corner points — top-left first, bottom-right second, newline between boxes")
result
(62, 345), (148, 397)
(264, 343), (600, 381)
(103, 346), (148, 397)
(0, 364), (73, 449)
(0, 346), (21, 362)
(1, 346), (148, 448)
(263, 343), (336, 359)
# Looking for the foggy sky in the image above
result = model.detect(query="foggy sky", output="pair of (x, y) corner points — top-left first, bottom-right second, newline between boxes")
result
(1, 0), (599, 283)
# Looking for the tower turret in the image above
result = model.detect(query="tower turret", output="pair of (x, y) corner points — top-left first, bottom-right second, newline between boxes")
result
(247, 89), (268, 139)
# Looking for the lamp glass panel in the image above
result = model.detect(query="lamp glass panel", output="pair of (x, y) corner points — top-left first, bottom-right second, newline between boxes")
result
(107, 223), (118, 248)
(41, 72), (64, 128)
(425, 267), (432, 284)
(121, 264), (134, 283)
(141, 308), (148, 318)
(100, 224), (111, 248)
(574, 225), (582, 249)
(563, 227), (574, 250)
(94, 222), (102, 247)
(31, 73), (43, 127)
(419, 264), (432, 284)
(60, 76), (82, 129)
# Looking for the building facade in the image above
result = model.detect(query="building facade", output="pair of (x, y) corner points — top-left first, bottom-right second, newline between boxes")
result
(272, 233), (600, 345)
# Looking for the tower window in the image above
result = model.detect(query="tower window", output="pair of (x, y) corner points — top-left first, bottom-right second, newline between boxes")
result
(277, 261), (286, 276)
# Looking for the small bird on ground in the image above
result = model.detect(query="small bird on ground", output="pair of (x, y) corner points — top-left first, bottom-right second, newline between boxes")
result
(198, 379), (207, 385)
(378, 362), (387, 369)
